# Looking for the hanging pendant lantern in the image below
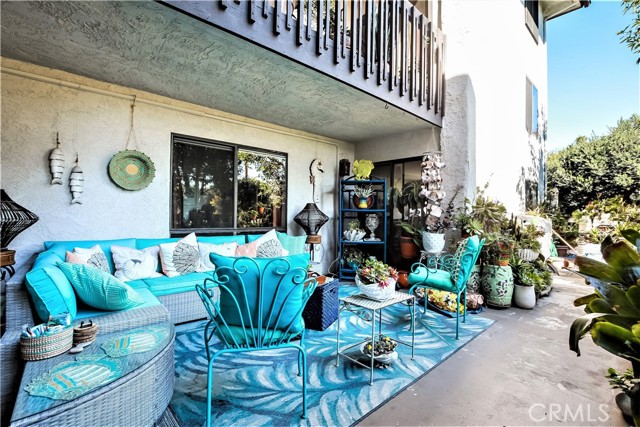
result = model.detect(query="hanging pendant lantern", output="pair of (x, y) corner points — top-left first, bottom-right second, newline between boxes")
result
(294, 203), (329, 244)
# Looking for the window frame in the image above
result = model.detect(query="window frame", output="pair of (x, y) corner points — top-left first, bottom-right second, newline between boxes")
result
(525, 77), (539, 135)
(524, 0), (540, 43)
(170, 133), (288, 237)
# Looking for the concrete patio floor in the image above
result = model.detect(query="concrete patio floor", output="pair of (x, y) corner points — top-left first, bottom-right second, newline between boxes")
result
(361, 270), (631, 427)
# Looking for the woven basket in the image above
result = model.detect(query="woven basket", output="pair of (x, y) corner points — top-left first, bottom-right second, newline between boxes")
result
(303, 277), (339, 331)
(73, 320), (99, 344)
(20, 327), (73, 361)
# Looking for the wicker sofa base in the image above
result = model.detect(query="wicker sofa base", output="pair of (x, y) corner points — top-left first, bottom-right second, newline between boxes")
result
(9, 329), (175, 427)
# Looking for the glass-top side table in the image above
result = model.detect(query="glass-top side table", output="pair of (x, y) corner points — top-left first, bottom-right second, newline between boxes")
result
(336, 291), (415, 385)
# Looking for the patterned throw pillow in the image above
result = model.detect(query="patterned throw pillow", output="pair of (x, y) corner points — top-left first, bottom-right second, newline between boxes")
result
(449, 239), (468, 287)
(159, 233), (201, 277)
(56, 262), (144, 311)
(235, 229), (287, 258)
(111, 245), (162, 281)
(197, 241), (238, 272)
(65, 245), (110, 274)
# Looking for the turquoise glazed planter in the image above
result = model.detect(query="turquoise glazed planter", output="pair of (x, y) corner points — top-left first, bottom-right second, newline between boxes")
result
(481, 265), (514, 308)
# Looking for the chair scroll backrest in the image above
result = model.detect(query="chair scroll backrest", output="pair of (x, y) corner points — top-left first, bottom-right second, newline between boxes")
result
(451, 236), (485, 290)
(196, 256), (317, 349)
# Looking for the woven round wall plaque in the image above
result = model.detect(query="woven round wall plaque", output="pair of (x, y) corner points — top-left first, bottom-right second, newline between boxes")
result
(108, 149), (156, 191)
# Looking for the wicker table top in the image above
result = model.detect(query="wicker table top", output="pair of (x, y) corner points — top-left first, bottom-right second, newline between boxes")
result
(11, 321), (174, 424)
(340, 291), (415, 310)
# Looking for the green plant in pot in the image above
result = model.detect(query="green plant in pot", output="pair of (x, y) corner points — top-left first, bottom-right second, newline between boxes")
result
(510, 255), (537, 309)
(353, 184), (374, 209)
(392, 181), (424, 257)
(342, 246), (365, 270)
(568, 228), (640, 425)
(514, 223), (544, 262)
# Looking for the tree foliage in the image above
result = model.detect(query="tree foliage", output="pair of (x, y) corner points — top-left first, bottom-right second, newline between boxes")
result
(619, 0), (640, 64)
(547, 115), (640, 215)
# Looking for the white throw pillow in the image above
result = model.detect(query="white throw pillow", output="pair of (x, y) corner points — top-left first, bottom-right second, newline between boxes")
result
(234, 229), (287, 258)
(111, 245), (162, 281)
(65, 244), (110, 273)
(159, 233), (200, 277)
(197, 242), (238, 272)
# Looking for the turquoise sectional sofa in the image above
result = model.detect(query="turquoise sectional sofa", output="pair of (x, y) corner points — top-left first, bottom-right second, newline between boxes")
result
(1, 232), (307, 427)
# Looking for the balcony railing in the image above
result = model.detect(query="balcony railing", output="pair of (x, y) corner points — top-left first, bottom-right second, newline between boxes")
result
(162, 0), (445, 126)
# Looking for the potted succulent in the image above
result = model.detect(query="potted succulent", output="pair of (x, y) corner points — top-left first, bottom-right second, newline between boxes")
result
(355, 258), (399, 300)
(353, 184), (375, 209)
(343, 246), (365, 270)
(514, 223), (544, 262)
(509, 255), (537, 309)
(360, 334), (398, 366)
(343, 219), (366, 242)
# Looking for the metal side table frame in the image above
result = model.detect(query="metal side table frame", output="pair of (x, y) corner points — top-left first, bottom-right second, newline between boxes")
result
(335, 291), (415, 385)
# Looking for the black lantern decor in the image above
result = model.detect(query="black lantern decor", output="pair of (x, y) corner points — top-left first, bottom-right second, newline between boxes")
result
(1, 189), (39, 268)
(294, 203), (329, 245)
(339, 158), (351, 177)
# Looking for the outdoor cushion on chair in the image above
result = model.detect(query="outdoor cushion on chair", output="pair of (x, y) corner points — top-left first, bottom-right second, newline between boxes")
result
(196, 253), (317, 426)
(408, 235), (485, 339)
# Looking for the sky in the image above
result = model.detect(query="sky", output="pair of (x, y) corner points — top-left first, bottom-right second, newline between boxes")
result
(546, 0), (639, 152)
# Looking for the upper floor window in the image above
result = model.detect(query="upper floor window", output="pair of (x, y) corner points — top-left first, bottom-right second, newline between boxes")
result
(171, 134), (287, 234)
(524, 0), (545, 43)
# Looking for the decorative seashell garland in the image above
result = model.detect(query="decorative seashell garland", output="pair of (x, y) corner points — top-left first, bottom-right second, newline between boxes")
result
(421, 152), (446, 232)
(69, 154), (84, 205)
(49, 133), (65, 185)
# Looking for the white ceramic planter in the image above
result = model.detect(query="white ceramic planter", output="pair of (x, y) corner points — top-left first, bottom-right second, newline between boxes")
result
(517, 248), (539, 262)
(355, 276), (396, 300)
(513, 284), (536, 309)
(422, 231), (445, 253)
(344, 229), (366, 241)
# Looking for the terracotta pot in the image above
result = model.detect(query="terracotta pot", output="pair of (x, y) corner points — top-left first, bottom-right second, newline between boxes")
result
(400, 237), (419, 259)
(397, 271), (410, 289)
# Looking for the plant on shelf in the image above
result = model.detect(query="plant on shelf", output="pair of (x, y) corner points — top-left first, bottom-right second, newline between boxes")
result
(343, 246), (366, 269)
(352, 159), (374, 180)
(354, 184), (374, 198)
(356, 258), (399, 288)
(344, 219), (366, 241)
(362, 335), (397, 357)
(569, 228), (640, 425)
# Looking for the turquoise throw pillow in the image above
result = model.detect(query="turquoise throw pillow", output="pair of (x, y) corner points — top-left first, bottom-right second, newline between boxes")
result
(25, 265), (78, 322)
(209, 253), (310, 333)
(56, 262), (144, 311)
(276, 232), (307, 255)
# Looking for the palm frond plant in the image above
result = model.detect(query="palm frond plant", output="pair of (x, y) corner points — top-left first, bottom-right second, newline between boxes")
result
(569, 228), (640, 425)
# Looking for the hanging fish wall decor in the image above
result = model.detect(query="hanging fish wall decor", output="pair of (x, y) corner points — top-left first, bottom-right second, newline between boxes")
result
(69, 154), (84, 204)
(49, 133), (65, 185)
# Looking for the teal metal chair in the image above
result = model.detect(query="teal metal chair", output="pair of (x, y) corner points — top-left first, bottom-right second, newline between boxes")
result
(196, 254), (317, 426)
(407, 235), (484, 339)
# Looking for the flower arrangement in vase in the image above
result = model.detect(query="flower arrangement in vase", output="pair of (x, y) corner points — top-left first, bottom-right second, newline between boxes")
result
(355, 258), (398, 300)
(353, 184), (374, 209)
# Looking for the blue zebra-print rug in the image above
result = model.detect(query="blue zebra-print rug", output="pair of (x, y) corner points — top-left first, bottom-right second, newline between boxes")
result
(170, 286), (493, 427)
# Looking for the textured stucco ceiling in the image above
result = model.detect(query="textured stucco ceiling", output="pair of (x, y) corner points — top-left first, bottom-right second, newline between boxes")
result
(1, 0), (434, 143)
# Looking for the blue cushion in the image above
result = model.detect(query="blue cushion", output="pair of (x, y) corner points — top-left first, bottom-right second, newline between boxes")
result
(45, 239), (137, 273)
(245, 234), (264, 243)
(125, 279), (149, 290)
(135, 238), (179, 250)
(144, 272), (214, 297)
(198, 235), (246, 245)
(209, 253), (310, 334)
(408, 267), (454, 291)
(56, 262), (145, 311)
(25, 265), (77, 322)
(276, 232), (307, 255)
(74, 288), (161, 320)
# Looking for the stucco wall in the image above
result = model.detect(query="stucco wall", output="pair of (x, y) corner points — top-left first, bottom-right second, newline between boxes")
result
(442, 0), (548, 212)
(354, 127), (440, 163)
(1, 59), (352, 278)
